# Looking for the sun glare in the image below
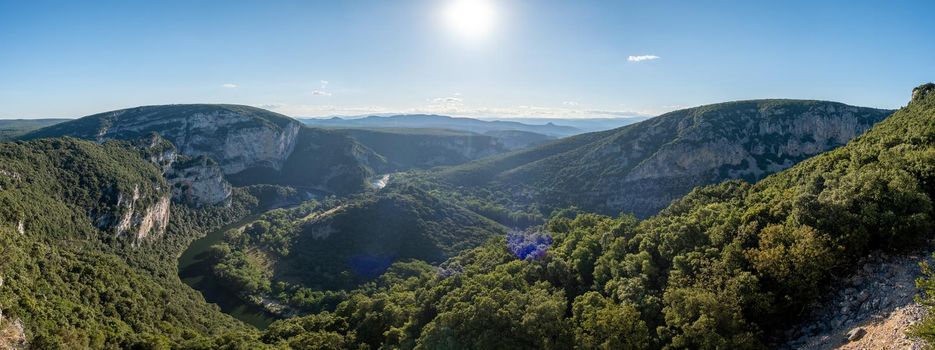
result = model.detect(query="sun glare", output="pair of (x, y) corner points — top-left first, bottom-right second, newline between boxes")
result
(442, 0), (497, 41)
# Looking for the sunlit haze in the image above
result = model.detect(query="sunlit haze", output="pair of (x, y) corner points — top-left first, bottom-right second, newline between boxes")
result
(0, 0), (933, 119)
(442, 0), (498, 41)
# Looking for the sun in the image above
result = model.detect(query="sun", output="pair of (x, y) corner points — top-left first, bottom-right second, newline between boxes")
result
(442, 0), (498, 41)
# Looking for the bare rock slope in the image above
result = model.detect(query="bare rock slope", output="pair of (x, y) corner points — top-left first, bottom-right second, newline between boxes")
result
(781, 247), (933, 349)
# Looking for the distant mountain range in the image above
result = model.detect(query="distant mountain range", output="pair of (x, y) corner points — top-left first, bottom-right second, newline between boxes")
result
(480, 117), (650, 133)
(0, 118), (70, 141)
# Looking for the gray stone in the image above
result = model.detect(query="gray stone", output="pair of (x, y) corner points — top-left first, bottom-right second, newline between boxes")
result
(846, 327), (866, 342)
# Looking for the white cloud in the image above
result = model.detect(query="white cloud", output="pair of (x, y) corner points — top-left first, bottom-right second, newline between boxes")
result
(320, 80), (329, 88)
(257, 104), (283, 110)
(627, 55), (660, 62)
(562, 101), (580, 107)
(312, 90), (332, 96)
(220, 83), (238, 88)
(431, 96), (464, 103)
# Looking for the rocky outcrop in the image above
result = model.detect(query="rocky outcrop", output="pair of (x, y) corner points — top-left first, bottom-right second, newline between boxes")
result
(0, 277), (26, 350)
(136, 133), (231, 207)
(604, 103), (889, 215)
(166, 156), (232, 207)
(912, 83), (935, 103)
(779, 248), (932, 349)
(22, 104), (303, 175)
(113, 184), (171, 244)
(0, 318), (26, 350)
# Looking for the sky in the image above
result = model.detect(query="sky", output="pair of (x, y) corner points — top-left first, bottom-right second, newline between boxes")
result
(0, 0), (933, 119)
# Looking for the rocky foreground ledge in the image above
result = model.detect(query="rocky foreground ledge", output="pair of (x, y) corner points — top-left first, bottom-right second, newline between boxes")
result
(780, 245), (934, 349)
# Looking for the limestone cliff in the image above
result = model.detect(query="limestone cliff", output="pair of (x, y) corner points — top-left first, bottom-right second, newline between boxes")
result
(165, 156), (232, 207)
(112, 184), (171, 245)
(595, 102), (891, 216)
(23, 104), (302, 175)
(135, 133), (232, 207)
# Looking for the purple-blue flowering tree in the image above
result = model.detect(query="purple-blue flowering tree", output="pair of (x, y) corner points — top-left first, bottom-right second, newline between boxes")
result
(506, 230), (553, 260)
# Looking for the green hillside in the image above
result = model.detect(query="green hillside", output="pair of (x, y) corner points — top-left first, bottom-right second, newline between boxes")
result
(225, 127), (387, 194)
(190, 85), (933, 349)
(335, 128), (507, 170)
(0, 138), (268, 348)
(437, 99), (893, 218)
(205, 185), (507, 312)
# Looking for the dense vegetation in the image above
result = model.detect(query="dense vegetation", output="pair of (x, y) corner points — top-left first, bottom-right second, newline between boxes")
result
(435, 100), (892, 218)
(226, 127), (386, 194)
(333, 128), (509, 170)
(207, 185), (508, 312)
(186, 86), (933, 348)
(0, 138), (295, 348)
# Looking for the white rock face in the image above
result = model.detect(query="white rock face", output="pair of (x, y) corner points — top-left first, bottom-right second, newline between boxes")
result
(114, 184), (171, 245)
(166, 156), (232, 207)
(88, 106), (303, 175)
(170, 116), (300, 174)
(135, 195), (170, 243)
(625, 107), (877, 183)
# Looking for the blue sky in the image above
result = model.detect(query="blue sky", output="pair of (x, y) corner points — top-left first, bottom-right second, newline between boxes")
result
(1, 0), (933, 119)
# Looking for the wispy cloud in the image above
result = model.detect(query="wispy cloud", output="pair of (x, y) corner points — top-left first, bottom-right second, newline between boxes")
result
(320, 80), (329, 88)
(312, 90), (332, 96)
(562, 101), (580, 107)
(627, 55), (660, 62)
(220, 83), (238, 88)
(431, 96), (464, 103)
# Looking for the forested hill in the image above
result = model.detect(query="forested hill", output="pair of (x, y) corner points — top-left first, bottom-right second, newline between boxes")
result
(187, 85), (933, 349)
(331, 128), (553, 171)
(0, 137), (263, 348)
(205, 184), (507, 310)
(438, 99), (893, 217)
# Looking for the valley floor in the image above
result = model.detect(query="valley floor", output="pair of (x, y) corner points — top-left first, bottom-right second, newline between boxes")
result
(782, 244), (933, 349)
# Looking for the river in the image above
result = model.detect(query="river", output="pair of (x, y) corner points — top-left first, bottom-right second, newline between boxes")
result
(177, 211), (281, 329)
